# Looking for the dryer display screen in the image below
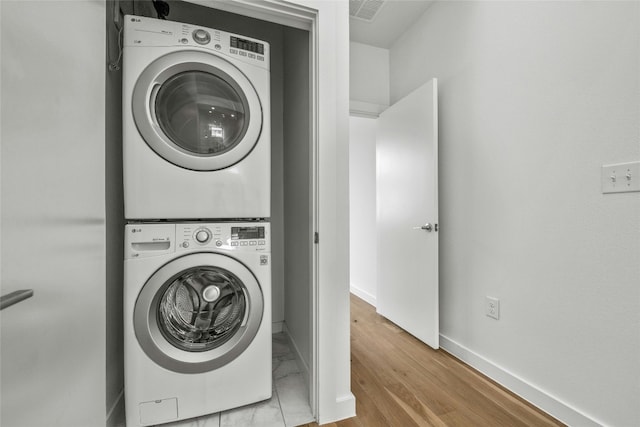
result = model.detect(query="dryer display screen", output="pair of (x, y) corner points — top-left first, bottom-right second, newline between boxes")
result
(230, 36), (265, 55)
(231, 226), (265, 240)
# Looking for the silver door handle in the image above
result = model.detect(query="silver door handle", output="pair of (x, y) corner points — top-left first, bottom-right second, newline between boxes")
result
(412, 223), (438, 232)
(0, 289), (34, 310)
(413, 223), (433, 232)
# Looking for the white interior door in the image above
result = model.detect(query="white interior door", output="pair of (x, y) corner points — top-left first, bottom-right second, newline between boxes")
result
(376, 79), (439, 349)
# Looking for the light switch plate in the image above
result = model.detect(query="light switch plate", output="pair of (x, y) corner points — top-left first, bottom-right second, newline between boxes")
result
(601, 161), (640, 194)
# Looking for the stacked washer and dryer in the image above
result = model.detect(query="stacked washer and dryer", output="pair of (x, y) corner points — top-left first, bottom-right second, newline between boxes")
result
(122, 15), (272, 427)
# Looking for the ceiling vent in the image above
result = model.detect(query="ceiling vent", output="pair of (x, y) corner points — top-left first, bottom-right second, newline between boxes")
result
(350, 0), (385, 22)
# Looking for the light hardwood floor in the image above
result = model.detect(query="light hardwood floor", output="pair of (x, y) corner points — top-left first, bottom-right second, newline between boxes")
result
(300, 295), (564, 427)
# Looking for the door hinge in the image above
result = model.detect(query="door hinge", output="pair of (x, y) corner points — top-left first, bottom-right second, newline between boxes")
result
(314, 232), (319, 244)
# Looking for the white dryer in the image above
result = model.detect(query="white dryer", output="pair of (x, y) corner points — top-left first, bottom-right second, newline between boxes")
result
(123, 15), (270, 220)
(124, 222), (272, 426)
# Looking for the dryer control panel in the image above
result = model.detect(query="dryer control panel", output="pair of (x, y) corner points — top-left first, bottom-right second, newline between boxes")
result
(124, 15), (270, 70)
(125, 222), (271, 259)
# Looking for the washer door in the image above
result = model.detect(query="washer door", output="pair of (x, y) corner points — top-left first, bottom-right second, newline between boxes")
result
(132, 50), (263, 171)
(134, 253), (264, 374)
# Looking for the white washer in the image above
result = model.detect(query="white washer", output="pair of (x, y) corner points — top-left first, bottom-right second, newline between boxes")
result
(124, 222), (271, 426)
(123, 15), (270, 220)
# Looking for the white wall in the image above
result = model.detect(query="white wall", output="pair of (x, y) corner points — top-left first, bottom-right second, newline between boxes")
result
(283, 25), (312, 378)
(349, 41), (390, 106)
(390, 2), (640, 426)
(349, 41), (389, 116)
(348, 117), (377, 305)
(348, 42), (388, 304)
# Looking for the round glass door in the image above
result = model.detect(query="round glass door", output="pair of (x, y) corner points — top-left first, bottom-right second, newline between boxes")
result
(155, 71), (249, 157)
(132, 51), (263, 171)
(134, 253), (264, 374)
(158, 265), (247, 352)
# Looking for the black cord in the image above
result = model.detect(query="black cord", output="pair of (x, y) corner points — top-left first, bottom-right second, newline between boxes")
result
(153, 0), (170, 20)
(108, 25), (124, 72)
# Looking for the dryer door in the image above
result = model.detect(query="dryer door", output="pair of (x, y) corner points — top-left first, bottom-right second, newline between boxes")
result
(132, 50), (263, 171)
(134, 252), (264, 374)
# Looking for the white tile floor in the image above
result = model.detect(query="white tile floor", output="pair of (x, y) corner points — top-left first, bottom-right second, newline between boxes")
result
(139, 333), (314, 427)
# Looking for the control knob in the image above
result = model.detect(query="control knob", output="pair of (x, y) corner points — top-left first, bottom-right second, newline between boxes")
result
(195, 229), (210, 243)
(192, 29), (211, 45)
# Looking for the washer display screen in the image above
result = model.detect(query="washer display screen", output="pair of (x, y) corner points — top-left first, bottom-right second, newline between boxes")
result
(231, 227), (265, 240)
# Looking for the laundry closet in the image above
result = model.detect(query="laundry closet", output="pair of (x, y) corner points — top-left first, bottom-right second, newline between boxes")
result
(110, 0), (315, 422)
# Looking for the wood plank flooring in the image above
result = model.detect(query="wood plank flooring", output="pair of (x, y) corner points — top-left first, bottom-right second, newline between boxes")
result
(300, 295), (564, 427)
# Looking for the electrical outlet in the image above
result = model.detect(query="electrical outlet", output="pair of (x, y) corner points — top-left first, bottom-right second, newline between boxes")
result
(602, 161), (640, 193)
(486, 296), (500, 320)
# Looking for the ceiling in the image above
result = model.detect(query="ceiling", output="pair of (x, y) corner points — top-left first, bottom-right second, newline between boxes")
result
(350, 0), (435, 49)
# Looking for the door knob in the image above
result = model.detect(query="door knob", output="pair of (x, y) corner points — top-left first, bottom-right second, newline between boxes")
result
(413, 223), (433, 232)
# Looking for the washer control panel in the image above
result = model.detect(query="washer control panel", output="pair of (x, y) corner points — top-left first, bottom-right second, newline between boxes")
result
(177, 222), (270, 252)
(126, 222), (270, 259)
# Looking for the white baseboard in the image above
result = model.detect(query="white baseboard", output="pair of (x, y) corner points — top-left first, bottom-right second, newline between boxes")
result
(349, 284), (376, 307)
(318, 392), (356, 425)
(282, 323), (311, 394)
(439, 334), (604, 427)
(272, 320), (284, 334)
